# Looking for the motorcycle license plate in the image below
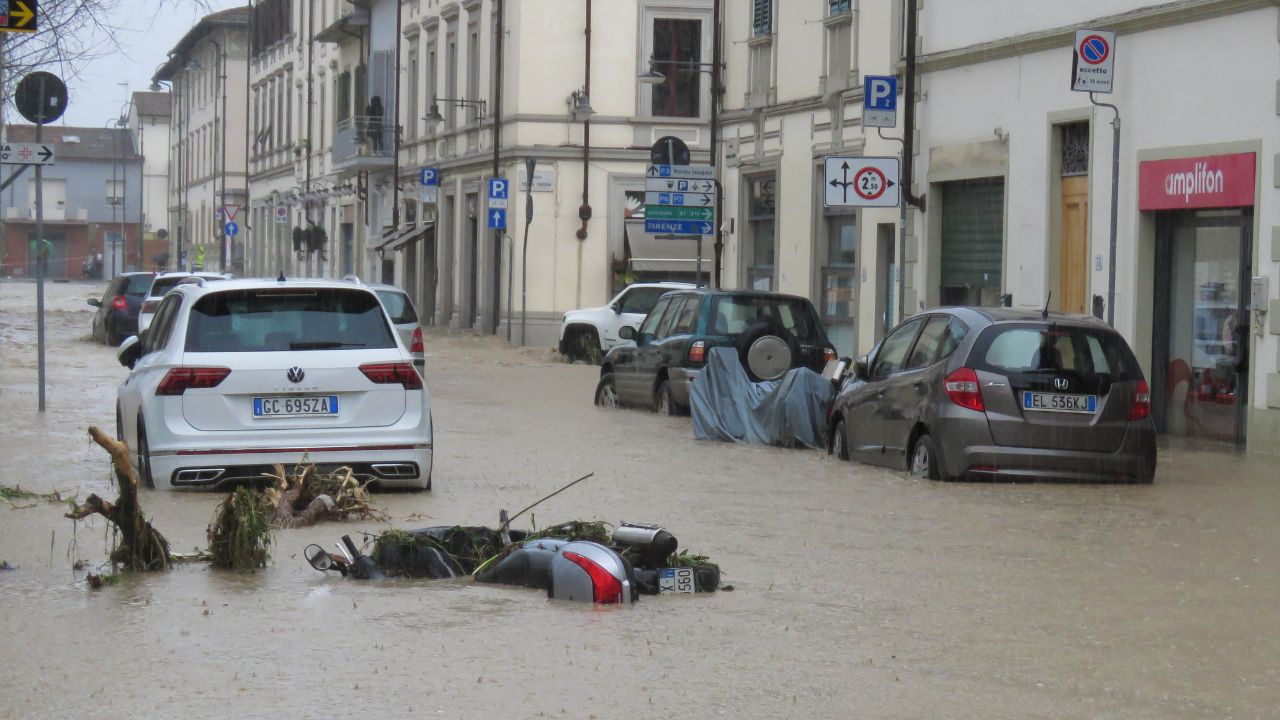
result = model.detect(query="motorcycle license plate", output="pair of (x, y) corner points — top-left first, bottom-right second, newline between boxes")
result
(659, 567), (696, 594)
(253, 395), (339, 418)
(1022, 392), (1097, 414)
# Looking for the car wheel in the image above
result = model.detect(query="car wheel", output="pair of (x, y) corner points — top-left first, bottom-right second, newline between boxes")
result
(594, 373), (619, 409)
(910, 434), (941, 481)
(831, 416), (850, 461)
(736, 321), (802, 382)
(654, 380), (678, 416)
(137, 420), (155, 489)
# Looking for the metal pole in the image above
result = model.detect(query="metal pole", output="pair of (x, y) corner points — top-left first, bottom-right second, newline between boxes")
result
(1091, 92), (1121, 326)
(710, 0), (722, 287)
(696, 235), (703, 287)
(35, 76), (47, 412)
(520, 157), (535, 346)
(491, 0), (504, 333)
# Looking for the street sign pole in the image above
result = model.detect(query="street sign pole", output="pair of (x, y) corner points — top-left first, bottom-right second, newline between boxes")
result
(34, 75), (45, 412)
(1071, 29), (1119, 324)
(520, 158), (536, 347)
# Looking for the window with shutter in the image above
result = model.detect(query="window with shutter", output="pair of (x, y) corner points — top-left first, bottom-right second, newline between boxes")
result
(752, 0), (772, 37)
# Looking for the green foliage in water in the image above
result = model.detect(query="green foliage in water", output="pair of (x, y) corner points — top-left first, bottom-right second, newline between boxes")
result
(207, 487), (273, 571)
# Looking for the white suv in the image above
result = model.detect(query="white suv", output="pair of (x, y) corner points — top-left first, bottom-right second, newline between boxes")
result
(559, 282), (694, 361)
(115, 277), (433, 490)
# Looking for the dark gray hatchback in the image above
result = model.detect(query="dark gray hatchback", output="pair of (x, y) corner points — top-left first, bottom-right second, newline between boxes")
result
(829, 308), (1157, 483)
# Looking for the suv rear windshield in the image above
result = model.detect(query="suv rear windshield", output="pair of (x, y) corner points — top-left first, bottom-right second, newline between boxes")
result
(186, 288), (397, 352)
(122, 274), (155, 297)
(375, 289), (419, 324)
(707, 295), (823, 342)
(972, 324), (1142, 381)
(150, 275), (225, 297)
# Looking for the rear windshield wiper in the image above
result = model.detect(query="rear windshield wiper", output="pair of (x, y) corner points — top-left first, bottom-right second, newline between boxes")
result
(289, 341), (367, 350)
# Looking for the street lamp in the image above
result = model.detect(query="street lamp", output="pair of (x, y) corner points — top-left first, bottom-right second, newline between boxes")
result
(569, 88), (594, 120)
(424, 96), (487, 126)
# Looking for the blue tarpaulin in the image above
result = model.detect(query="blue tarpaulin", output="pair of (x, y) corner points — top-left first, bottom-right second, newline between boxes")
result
(690, 347), (833, 449)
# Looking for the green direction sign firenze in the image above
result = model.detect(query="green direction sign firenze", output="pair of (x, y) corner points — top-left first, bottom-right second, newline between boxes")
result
(645, 205), (714, 221)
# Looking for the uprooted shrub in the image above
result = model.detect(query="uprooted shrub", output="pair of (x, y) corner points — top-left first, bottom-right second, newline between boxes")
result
(208, 487), (273, 571)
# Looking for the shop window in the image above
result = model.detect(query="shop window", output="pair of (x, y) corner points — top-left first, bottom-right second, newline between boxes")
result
(745, 174), (777, 291)
(939, 177), (1005, 307)
(821, 208), (857, 354)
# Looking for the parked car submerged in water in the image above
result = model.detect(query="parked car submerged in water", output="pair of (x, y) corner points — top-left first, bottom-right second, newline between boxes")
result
(828, 307), (1157, 483)
(88, 271), (156, 346)
(595, 289), (837, 415)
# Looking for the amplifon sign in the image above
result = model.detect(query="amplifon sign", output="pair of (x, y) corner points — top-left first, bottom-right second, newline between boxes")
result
(1138, 152), (1255, 211)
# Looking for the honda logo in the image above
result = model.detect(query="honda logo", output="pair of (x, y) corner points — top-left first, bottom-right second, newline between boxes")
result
(1054, 377), (1070, 391)
(287, 367), (306, 383)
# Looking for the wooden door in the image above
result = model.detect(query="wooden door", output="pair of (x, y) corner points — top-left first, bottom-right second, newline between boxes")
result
(1060, 175), (1089, 314)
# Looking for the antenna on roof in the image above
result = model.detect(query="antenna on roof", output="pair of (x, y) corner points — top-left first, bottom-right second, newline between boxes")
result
(277, 271), (286, 283)
(1041, 291), (1053, 321)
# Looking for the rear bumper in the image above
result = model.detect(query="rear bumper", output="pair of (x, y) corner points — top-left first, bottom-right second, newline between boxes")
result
(937, 419), (1156, 482)
(149, 443), (432, 490)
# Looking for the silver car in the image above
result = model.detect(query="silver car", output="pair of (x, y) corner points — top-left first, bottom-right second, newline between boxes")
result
(829, 308), (1157, 483)
(369, 283), (425, 370)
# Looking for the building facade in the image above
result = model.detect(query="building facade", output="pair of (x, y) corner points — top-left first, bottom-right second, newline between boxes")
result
(154, 6), (251, 274)
(128, 91), (173, 269)
(719, 0), (907, 358)
(912, 0), (1280, 453)
(0, 126), (144, 279)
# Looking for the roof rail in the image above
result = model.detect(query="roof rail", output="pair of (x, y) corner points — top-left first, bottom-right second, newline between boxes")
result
(176, 276), (206, 287)
(342, 274), (364, 286)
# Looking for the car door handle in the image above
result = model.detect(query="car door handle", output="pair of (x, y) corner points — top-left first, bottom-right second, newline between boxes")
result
(875, 389), (887, 398)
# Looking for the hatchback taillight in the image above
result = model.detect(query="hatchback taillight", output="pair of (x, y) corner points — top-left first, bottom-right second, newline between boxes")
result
(410, 326), (424, 354)
(156, 367), (230, 396)
(562, 550), (625, 604)
(110, 295), (128, 311)
(360, 362), (423, 390)
(943, 367), (985, 412)
(1128, 379), (1151, 421)
(688, 340), (707, 364)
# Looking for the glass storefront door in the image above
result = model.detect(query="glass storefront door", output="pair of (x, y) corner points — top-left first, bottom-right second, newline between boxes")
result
(1152, 209), (1252, 446)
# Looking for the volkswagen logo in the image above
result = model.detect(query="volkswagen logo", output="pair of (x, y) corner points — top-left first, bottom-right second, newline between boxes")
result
(287, 367), (306, 383)
(1054, 377), (1070, 391)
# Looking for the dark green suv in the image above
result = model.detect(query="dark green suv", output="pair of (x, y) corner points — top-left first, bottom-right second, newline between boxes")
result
(594, 289), (837, 414)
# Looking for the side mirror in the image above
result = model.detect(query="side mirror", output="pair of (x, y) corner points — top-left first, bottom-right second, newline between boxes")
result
(87, 298), (101, 308)
(116, 335), (143, 369)
(304, 544), (333, 572)
(854, 355), (870, 380)
(618, 326), (636, 341)
(612, 303), (623, 315)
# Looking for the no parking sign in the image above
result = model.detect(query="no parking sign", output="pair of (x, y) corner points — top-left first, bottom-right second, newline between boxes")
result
(1071, 29), (1115, 93)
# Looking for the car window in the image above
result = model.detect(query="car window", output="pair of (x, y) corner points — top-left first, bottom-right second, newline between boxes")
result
(906, 316), (970, 369)
(375, 289), (419, 324)
(619, 287), (669, 315)
(656, 297), (687, 339)
(638, 297), (672, 338)
(149, 276), (187, 297)
(672, 295), (700, 334)
(143, 295), (182, 355)
(185, 288), (397, 352)
(123, 274), (154, 297)
(872, 316), (926, 378)
(707, 295), (822, 341)
(976, 325), (1140, 380)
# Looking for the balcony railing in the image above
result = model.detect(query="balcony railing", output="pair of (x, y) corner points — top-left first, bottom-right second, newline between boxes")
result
(332, 116), (396, 172)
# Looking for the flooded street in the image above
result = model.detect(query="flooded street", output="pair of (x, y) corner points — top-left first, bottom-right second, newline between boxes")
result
(2, 279), (1279, 719)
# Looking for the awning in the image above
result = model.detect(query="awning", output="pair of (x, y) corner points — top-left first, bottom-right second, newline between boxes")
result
(626, 223), (712, 273)
(389, 223), (432, 251)
(369, 222), (432, 252)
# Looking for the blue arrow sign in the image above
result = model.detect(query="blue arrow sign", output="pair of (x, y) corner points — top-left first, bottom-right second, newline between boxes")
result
(644, 219), (714, 236)
(224, 221), (239, 238)
(488, 208), (507, 229)
(420, 167), (439, 186)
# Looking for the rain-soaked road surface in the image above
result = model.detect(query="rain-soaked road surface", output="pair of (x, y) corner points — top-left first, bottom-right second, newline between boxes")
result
(1, 279), (1278, 719)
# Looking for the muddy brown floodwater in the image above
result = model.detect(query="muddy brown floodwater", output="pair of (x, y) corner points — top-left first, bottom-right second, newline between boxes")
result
(2, 279), (1279, 719)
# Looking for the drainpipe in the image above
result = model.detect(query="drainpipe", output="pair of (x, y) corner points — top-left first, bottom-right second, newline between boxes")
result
(491, 0), (505, 333)
(898, 0), (926, 323)
(245, 0), (253, 274)
(711, 0), (722, 287)
(575, 0), (592, 242)
(392, 0), (402, 229)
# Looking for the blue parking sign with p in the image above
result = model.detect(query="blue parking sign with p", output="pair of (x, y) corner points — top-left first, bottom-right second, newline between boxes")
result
(864, 75), (897, 111)
(488, 177), (509, 200)
(420, 167), (438, 186)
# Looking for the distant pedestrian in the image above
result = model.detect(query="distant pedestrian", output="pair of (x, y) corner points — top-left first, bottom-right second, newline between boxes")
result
(367, 96), (384, 151)
(195, 244), (206, 271)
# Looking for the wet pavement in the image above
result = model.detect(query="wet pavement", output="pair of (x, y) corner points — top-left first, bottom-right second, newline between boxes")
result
(1, 279), (1279, 719)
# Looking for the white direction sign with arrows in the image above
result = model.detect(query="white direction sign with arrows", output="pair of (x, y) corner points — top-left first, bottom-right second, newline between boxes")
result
(644, 163), (717, 235)
(824, 156), (900, 208)
(1, 142), (54, 165)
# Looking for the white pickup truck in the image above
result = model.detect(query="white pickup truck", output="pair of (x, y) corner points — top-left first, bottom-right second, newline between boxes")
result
(559, 282), (694, 362)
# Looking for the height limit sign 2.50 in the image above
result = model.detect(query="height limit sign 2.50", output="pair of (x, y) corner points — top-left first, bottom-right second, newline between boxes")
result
(824, 157), (900, 208)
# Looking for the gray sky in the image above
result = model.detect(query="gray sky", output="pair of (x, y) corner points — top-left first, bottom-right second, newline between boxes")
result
(59, 0), (244, 127)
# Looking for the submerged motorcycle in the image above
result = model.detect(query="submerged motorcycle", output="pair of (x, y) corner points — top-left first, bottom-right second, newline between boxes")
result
(304, 521), (720, 605)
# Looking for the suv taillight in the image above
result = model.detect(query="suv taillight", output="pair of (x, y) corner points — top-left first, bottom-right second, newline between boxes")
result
(410, 326), (424, 353)
(156, 367), (230, 396)
(360, 362), (423, 390)
(688, 340), (707, 364)
(110, 295), (128, 311)
(943, 367), (985, 412)
(1128, 379), (1151, 421)
(562, 550), (625, 604)
(823, 347), (837, 364)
